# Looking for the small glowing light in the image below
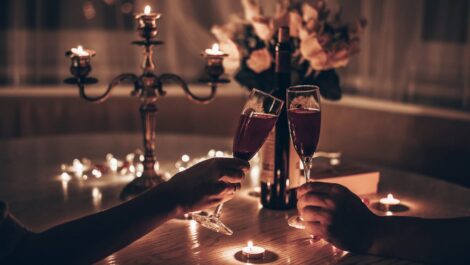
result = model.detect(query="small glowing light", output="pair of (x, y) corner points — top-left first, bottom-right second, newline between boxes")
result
(136, 163), (144, 177)
(380, 193), (401, 206)
(72, 159), (84, 176)
(215, 151), (224, 157)
(110, 158), (118, 171)
(139, 154), (144, 162)
(205, 43), (224, 56)
(154, 161), (160, 171)
(386, 211), (393, 216)
(60, 172), (71, 182)
(242, 241), (265, 259)
(83, 174), (88, 180)
(92, 169), (102, 178)
(126, 153), (135, 162)
(208, 149), (216, 157)
(181, 154), (190, 162)
(144, 5), (151, 15)
(92, 187), (103, 207)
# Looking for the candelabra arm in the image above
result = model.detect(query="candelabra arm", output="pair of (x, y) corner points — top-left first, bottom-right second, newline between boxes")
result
(78, 73), (139, 103)
(159, 73), (216, 104)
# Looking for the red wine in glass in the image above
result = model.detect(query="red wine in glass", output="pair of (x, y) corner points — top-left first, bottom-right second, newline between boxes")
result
(192, 89), (283, 235)
(286, 85), (321, 230)
(287, 108), (321, 158)
(233, 112), (278, 161)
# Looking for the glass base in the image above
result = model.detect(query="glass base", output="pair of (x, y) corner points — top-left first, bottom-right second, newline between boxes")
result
(191, 212), (233, 235)
(288, 215), (306, 229)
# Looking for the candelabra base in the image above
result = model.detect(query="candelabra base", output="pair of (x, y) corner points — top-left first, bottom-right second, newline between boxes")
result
(119, 173), (166, 200)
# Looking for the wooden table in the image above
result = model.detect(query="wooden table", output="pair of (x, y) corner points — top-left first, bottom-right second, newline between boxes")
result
(1, 133), (469, 265)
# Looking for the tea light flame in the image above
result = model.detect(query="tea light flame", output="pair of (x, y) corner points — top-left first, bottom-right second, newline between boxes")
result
(242, 240), (265, 259)
(144, 5), (151, 15)
(71, 45), (90, 57)
(205, 43), (224, 56)
(248, 241), (253, 250)
(380, 193), (400, 205)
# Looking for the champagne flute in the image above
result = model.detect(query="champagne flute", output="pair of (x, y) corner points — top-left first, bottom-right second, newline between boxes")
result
(286, 85), (321, 229)
(192, 89), (284, 235)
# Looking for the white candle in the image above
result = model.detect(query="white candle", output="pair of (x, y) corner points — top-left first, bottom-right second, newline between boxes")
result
(242, 241), (265, 259)
(205, 43), (225, 56)
(380, 193), (401, 206)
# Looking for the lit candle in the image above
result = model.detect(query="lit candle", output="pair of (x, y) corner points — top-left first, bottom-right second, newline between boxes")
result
(380, 193), (401, 206)
(135, 5), (161, 40)
(71, 45), (90, 57)
(242, 241), (265, 259)
(205, 43), (225, 56)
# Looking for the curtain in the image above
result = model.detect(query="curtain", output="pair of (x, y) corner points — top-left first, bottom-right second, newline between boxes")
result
(338, 0), (470, 110)
(0, 0), (469, 111)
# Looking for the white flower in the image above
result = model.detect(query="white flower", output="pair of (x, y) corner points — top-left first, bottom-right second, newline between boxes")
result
(246, 48), (272, 73)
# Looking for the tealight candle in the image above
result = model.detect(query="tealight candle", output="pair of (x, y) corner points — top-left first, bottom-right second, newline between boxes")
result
(205, 43), (225, 56)
(135, 5), (161, 40)
(202, 43), (227, 80)
(242, 241), (265, 259)
(380, 193), (401, 206)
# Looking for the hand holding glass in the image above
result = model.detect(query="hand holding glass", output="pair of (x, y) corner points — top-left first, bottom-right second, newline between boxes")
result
(286, 85), (321, 229)
(192, 89), (284, 235)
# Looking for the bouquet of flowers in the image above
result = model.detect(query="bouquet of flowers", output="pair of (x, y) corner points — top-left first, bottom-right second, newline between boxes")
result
(211, 0), (366, 100)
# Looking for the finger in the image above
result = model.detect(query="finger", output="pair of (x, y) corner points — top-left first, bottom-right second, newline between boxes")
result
(207, 181), (229, 195)
(297, 192), (333, 209)
(216, 157), (250, 171)
(297, 181), (336, 198)
(220, 169), (245, 183)
(300, 206), (332, 225)
(304, 221), (327, 238)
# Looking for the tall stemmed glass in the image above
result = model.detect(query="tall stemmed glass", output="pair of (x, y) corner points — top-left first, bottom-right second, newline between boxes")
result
(286, 85), (321, 229)
(192, 89), (284, 235)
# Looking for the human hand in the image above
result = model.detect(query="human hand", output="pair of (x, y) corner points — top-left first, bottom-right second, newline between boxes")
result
(297, 182), (379, 253)
(165, 157), (250, 214)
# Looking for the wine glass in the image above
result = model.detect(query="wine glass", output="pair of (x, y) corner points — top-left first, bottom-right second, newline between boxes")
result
(192, 89), (284, 235)
(286, 85), (321, 229)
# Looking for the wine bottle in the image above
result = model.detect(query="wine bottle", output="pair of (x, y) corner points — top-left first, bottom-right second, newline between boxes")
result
(260, 27), (297, 210)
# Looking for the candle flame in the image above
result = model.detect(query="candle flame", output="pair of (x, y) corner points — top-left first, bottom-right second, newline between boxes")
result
(387, 193), (394, 200)
(212, 43), (220, 52)
(247, 241), (253, 250)
(144, 5), (151, 15)
(71, 45), (90, 57)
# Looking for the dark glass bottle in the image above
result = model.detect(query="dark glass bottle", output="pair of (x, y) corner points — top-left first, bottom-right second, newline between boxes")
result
(260, 27), (297, 210)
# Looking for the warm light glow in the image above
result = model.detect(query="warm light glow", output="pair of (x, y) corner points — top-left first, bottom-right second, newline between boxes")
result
(247, 241), (253, 250)
(205, 43), (224, 56)
(71, 45), (90, 57)
(380, 193), (401, 206)
(182, 154), (190, 163)
(144, 5), (151, 15)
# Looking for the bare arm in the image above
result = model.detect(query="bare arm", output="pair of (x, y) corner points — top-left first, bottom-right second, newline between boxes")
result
(297, 182), (470, 264)
(7, 158), (249, 265)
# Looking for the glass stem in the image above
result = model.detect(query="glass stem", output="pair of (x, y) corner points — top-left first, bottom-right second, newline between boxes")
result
(302, 156), (313, 183)
(214, 203), (224, 218)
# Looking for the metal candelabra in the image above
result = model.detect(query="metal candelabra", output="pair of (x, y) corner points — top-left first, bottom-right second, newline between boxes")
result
(64, 6), (229, 200)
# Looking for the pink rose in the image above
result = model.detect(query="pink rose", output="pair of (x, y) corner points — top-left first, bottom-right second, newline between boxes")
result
(300, 34), (350, 70)
(246, 48), (272, 73)
(252, 17), (274, 41)
(289, 12), (302, 37)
